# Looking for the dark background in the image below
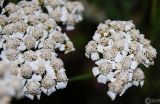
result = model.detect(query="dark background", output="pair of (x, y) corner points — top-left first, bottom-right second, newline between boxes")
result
(2, 0), (160, 104)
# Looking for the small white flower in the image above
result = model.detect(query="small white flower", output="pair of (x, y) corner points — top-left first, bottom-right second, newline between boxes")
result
(93, 33), (101, 41)
(114, 52), (124, 62)
(56, 82), (67, 89)
(92, 67), (100, 77)
(130, 61), (138, 69)
(97, 74), (108, 84)
(97, 44), (104, 53)
(91, 52), (100, 61)
(132, 81), (139, 86)
(107, 90), (117, 101)
(24, 80), (41, 100)
(61, 7), (68, 22)
(41, 75), (56, 95)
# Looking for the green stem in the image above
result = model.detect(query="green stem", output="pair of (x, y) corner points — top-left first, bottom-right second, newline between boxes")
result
(69, 72), (93, 83)
(151, 0), (157, 24)
(150, 0), (157, 42)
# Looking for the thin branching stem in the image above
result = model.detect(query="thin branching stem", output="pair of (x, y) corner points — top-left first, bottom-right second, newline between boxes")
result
(69, 72), (93, 83)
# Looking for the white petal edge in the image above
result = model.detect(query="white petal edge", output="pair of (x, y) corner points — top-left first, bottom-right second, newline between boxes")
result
(107, 90), (117, 101)
(56, 82), (67, 89)
(97, 74), (108, 84)
(92, 67), (100, 77)
(91, 52), (100, 61)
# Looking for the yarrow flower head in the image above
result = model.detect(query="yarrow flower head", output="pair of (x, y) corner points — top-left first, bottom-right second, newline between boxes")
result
(0, 0), (83, 103)
(85, 20), (157, 100)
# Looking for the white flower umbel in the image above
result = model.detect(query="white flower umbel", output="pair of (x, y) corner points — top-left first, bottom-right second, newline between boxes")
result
(85, 20), (157, 100)
(0, 0), (82, 102)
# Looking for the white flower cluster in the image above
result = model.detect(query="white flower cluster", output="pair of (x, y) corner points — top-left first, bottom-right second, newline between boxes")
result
(85, 20), (157, 100)
(0, 0), (83, 103)
(44, 0), (84, 30)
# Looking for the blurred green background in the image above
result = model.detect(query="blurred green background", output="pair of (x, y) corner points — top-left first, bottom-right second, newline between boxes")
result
(3, 0), (160, 104)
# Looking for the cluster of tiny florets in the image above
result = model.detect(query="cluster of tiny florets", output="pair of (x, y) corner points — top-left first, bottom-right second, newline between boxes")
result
(85, 20), (157, 100)
(44, 0), (84, 30)
(0, 0), (83, 103)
